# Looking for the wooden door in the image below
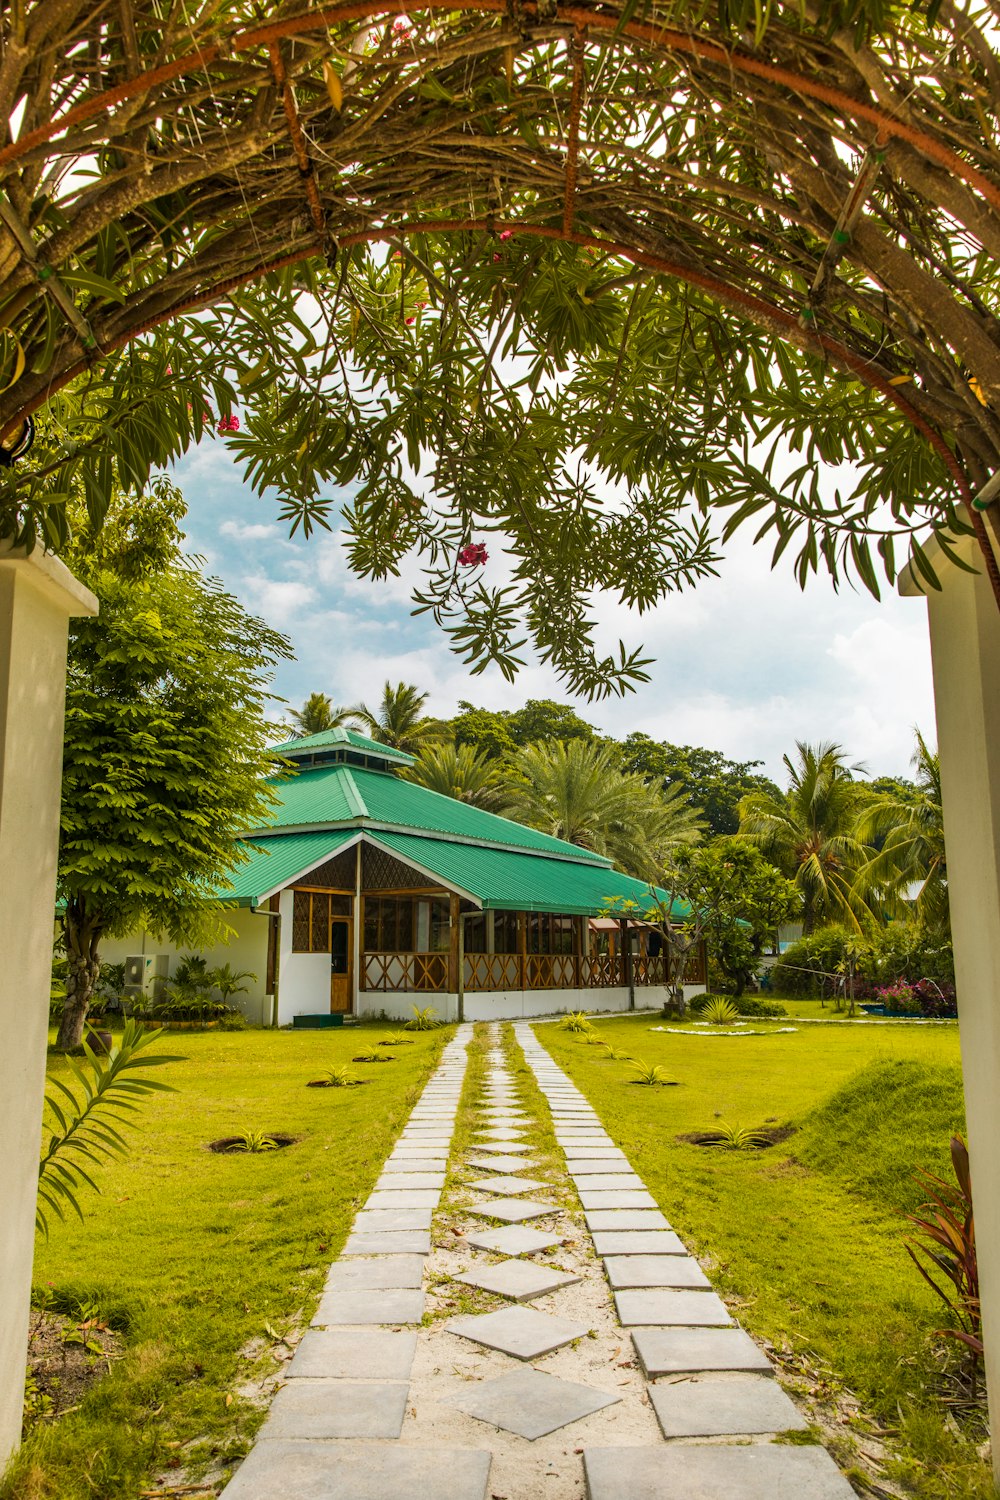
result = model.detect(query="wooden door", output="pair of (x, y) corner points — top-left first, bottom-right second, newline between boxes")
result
(330, 918), (352, 1013)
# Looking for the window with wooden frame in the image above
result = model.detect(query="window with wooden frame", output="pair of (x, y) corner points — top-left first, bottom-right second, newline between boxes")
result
(292, 890), (352, 952)
(363, 896), (415, 952)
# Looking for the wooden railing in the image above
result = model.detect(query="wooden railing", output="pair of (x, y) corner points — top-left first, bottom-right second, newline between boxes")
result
(361, 950), (643, 992)
(362, 951), (450, 992)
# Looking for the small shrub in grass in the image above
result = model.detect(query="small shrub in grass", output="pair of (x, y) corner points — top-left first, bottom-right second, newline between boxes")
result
(560, 1012), (594, 1033)
(630, 1059), (676, 1086)
(380, 1033), (414, 1046)
(308, 1066), (365, 1087)
(695, 1121), (772, 1150)
(703, 996), (740, 1025)
(598, 1042), (633, 1062)
(353, 1047), (395, 1063)
(406, 1005), (440, 1030)
(905, 1135), (983, 1396)
(690, 993), (787, 1019)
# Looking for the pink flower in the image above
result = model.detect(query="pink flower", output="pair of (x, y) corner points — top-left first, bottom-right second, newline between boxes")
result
(492, 252), (502, 263)
(458, 542), (488, 567)
(392, 16), (413, 36)
(217, 414), (240, 433)
(405, 316), (415, 326)
(499, 230), (513, 242)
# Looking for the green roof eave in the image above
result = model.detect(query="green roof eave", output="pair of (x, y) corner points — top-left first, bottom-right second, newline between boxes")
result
(213, 829), (359, 904)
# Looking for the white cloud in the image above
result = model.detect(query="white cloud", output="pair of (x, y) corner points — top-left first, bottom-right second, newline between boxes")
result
(219, 519), (280, 542)
(241, 576), (317, 627)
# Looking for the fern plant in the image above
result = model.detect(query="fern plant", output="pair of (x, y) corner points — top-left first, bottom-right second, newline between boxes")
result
(702, 996), (740, 1025)
(406, 1005), (440, 1031)
(630, 1059), (675, 1086)
(37, 1021), (180, 1236)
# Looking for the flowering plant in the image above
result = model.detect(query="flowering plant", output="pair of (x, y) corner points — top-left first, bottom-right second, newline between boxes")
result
(217, 413), (240, 433)
(457, 542), (488, 566)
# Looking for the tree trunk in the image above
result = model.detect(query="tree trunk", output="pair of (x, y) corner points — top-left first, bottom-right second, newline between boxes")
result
(55, 905), (103, 1050)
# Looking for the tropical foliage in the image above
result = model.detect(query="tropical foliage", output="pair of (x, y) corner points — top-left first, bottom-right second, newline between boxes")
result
(289, 694), (358, 738)
(854, 732), (949, 934)
(671, 842), (801, 995)
(738, 742), (874, 933)
(404, 741), (506, 810)
(351, 681), (439, 754)
(56, 483), (290, 1049)
(503, 738), (703, 879)
(3, 0), (1000, 698)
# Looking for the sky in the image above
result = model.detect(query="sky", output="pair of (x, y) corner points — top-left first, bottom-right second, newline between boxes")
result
(173, 440), (937, 785)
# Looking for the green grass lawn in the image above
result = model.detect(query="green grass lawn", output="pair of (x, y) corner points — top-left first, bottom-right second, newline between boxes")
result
(4, 1021), (451, 1500)
(534, 1012), (989, 1499)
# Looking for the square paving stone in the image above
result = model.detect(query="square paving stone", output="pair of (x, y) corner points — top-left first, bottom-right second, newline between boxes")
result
(632, 1326), (772, 1377)
(604, 1255), (709, 1289)
(378, 1173), (446, 1191)
(581, 1443), (855, 1499)
(569, 1174), (642, 1192)
(445, 1366), (619, 1439)
(465, 1225), (567, 1256)
(365, 1189), (440, 1210)
(389, 1150), (449, 1163)
(323, 1254), (425, 1291)
(286, 1328), (417, 1380)
(615, 1289), (732, 1327)
(343, 1230), (431, 1255)
(648, 1374), (807, 1437)
(453, 1259), (580, 1302)
(261, 1379), (409, 1439)
(470, 1174), (548, 1196)
(586, 1209), (670, 1232)
(353, 1208), (432, 1234)
(466, 1155), (538, 1175)
(563, 1155), (629, 1169)
(592, 1230), (686, 1256)
(469, 1197), (560, 1224)
(447, 1305), (591, 1360)
(579, 1190), (657, 1210)
(312, 1288), (426, 1326)
(221, 1440), (492, 1500)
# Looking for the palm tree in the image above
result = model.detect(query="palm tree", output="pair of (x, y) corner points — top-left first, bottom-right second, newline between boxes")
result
(405, 742), (506, 810)
(351, 680), (440, 755)
(853, 731), (949, 933)
(502, 739), (703, 879)
(289, 692), (357, 738)
(738, 740), (873, 933)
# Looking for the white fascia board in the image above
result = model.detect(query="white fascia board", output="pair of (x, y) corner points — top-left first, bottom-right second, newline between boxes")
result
(250, 831), (363, 905)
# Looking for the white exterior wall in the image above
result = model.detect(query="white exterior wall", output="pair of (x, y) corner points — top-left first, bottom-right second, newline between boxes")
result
(0, 547), (97, 1467)
(100, 909), (271, 1025)
(275, 887), (329, 1026)
(356, 982), (704, 1023)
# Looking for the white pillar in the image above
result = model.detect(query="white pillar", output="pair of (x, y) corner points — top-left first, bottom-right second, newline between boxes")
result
(902, 540), (1000, 1479)
(0, 545), (97, 1465)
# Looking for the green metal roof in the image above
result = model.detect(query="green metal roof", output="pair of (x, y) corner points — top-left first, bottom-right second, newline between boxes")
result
(368, 831), (688, 918)
(253, 763), (611, 866)
(218, 829), (357, 904)
(271, 727), (415, 764)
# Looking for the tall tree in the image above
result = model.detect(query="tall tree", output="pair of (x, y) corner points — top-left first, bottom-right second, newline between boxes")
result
(405, 742), (506, 810)
(288, 693), (357, 738)
(738, 742), (874, 934)
(676, 843), (802, 996)
(854, 732), (949, 934)
(449, 703), (518, 761)
(352, 681), (439, 755)
(506, 700), (597, 746)
(503, 739), (703, 879)
(619, 734), (781, 836)
(56, 484), (290, 1050)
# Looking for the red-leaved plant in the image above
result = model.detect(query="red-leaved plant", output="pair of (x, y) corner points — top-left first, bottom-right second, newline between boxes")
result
(905, 1135), (983, 1394)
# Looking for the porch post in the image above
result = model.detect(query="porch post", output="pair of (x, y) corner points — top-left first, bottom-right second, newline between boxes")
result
(903, 543), (1000, 1477)
(448, 892), (460, 1002)
(353, 841), (362, 1013)
(0, 546), (97, 1466)
(517, 910), (527, 991)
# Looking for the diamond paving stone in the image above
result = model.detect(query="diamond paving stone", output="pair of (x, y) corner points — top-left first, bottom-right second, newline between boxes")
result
(312, 1288), (426, 1326)
(260, 1379), (409, 1439)
(447, 1304), (591, 1360)
(323, 1254), (425, 1291)
(632, 1326), (773, 1377)
(604, 1255), (709, 1289)
(582, 1443), (855, 1500)
(648, 1374), (808, 1437)
(453, 1259), (580, 1302)
(591, 1230), (686, 1256)
(578, 1189), (657, 1210)
(352, 1208), (432, 1233)
(343, 1230), (431, 1255)
(465, 1225), (566, 1256)
(220, 1441), (492, 1500)
(586, 1209), (670, 1232)
(468, 1197), (560, 1223)
(466, 1154), (539, 1173)
(445, 1366), (619, 1440)
(615, 1289), (732, 1326)
(469, 1174), (549, 1196)
(286, 1328), (418, 1380)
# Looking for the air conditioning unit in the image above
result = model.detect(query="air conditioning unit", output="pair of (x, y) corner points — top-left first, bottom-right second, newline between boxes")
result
(123, 954), (169, 1003)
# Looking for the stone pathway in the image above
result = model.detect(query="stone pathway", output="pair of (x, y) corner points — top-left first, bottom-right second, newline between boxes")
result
(219, 1024), (857, 1499)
